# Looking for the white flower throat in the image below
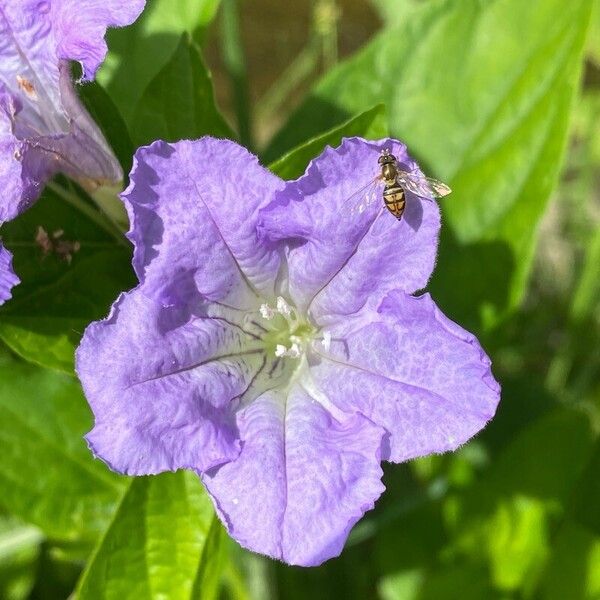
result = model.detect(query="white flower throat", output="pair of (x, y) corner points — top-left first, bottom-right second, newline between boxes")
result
(256, 296), (328, 359)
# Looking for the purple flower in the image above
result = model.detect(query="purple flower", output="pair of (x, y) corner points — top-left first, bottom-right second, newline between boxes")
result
(0, 0), (145, 222)
(76, 137), (500, 566)
(0, 241), (18, 304)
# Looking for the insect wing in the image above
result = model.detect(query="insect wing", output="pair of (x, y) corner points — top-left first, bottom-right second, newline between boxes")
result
(348, 176), (382, 216)
(396, 170), (452, 199)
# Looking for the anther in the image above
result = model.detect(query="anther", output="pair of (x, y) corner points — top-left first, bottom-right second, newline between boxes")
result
(276, 296), (292, 317)
(260, 303), (275, 320)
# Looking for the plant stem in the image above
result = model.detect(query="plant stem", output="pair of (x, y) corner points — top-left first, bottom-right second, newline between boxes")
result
(220, 0), (254, 150)
(47, 181), (128, 247)
(315, 0), (340, 70)
(256, 36), (321, 126)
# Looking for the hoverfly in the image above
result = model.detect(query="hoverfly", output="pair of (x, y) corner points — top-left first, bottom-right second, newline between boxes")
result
(350, 149), (452, 220)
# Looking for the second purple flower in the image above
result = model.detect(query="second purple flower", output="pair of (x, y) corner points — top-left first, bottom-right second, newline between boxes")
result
(0, 0), (146, 222)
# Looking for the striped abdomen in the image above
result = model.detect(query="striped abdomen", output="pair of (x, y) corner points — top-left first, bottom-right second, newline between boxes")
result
(383, 184), (405, 220)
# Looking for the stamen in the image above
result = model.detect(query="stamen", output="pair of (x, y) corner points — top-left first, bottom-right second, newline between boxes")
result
(260, 303), (275, 320)
(288, 343), (302, 358)
(276, 296), (292, 317)
(274, 340), (303, 359)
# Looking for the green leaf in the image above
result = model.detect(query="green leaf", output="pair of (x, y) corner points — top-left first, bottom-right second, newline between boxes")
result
(266, 0), (593, 329)
(98, 0), (222, 125)
(0, 357), (126, 544)
(0, 185), (135, 373)
(0, 517), (42, 600)
(486, 496), (550, 593)
(268, 104), (388, 180)
(132, 33), (234, 147)
(77, 472), (225, 600)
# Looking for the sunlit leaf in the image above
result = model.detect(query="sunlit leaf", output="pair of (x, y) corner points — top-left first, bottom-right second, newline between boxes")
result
(77, 472), (224, 600)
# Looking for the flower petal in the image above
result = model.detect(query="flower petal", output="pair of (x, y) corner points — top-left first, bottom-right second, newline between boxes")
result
(202, 384), (385, 566)
(258, 137), (440, 318)
(0, 241), (19, 304)
(0, 2), (63, 118)
(123, 138), (285, 309)
(0, 129), (43, 222)
(76, 288), (273, 475)
(309, 291), (500, 462)
(52, 0), (146, 80)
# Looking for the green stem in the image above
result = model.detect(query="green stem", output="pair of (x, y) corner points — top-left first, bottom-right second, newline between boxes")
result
(47, 182), (128, 247)
(242, 553), (277, 600)
(220, 0), (253, 150)
(316, 0), (339, 70)
(256, 36), (321, 126)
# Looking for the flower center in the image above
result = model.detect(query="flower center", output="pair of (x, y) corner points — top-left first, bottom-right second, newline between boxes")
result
(257, 296), (316, 359)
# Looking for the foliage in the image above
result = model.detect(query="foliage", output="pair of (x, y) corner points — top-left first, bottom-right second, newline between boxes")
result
(0, 0), (598, 597)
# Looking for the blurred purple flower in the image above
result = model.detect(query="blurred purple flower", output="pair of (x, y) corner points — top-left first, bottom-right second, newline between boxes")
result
(0, 0), (145, 222)
(76, 136), (500, 566)
(0, 241), (18, 304)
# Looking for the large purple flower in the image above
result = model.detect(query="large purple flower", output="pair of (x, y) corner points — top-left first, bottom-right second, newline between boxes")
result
(76, 136), (500, 566)
(0, 0), (145, 222)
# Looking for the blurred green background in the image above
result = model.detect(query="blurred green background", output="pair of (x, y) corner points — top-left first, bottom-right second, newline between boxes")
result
(0, 0), (599, 598)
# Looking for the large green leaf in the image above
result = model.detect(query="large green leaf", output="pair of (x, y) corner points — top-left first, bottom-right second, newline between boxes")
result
(265, 0), (593, 330)
(132, 34), (234, 147)
(77, 472), (224, 600)
(0, 356), (126, 544)
(0, 185), (135, 373)
(269, 104), (388, 180)
(98, 0), (222, 125)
